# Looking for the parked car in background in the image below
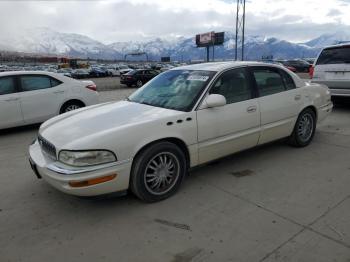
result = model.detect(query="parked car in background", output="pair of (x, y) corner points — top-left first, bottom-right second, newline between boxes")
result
(0, 71), (99, 129)
(106, 65), (133, 76)
(304, 58), (316, 65)
(57, 68), (72, 78)
(311, 44), (350, 97)
(262, 61), (297, 73)
(120, 69), (159, 87)
(89, 67), (108, 78)
(29, 62), (332, 202)
(71, 69), (90, 79)
(280, 60), (311, 73)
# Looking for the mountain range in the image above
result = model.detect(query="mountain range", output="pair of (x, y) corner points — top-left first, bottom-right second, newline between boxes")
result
(1, 27), (350, 61)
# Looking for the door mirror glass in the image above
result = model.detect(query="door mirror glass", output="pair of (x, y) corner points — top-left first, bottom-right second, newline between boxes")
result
(205, 94), (226, 108)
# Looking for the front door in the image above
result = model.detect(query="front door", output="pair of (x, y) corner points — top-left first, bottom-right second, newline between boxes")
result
(196, 68), (260, 164)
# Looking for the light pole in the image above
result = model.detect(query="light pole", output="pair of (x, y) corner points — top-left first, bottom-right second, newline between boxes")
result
(235, 0), (246, 61)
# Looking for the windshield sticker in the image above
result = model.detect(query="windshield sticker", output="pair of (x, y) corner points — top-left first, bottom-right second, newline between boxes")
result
(187, 75), (209, 81)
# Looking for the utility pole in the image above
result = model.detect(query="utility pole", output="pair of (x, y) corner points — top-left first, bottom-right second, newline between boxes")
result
(235, 0), (246, 61)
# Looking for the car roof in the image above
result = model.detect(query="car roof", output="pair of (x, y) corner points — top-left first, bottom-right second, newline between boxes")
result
(172, 61), (281, 72)
(322, 43), (350, 50)
(0, 71), (59, 77)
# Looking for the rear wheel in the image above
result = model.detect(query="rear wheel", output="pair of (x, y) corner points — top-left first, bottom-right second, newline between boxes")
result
(130, 142), (187, 202)
(136, 80), (143, 88)
(60, 101), (84, 114)
(288, 108), (316, 147)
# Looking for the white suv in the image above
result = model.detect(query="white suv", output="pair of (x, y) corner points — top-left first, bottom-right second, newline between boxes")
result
(311, 44), (350, 97)
(0, 71), (99, 129)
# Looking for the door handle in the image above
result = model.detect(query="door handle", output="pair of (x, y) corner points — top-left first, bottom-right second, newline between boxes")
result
(247, 106), (257, 113)
(53, 91), (64, 94)
(294, 94), (302, 101)
(5, 97), (19, 102)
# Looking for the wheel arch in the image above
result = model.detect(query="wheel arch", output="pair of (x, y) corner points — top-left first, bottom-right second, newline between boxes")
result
(301, 105), (318, 121)
(132, 137), (191, 172)
(59, 99), (86, 114)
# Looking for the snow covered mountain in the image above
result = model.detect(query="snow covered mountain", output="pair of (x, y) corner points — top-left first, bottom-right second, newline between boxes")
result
(304, 31), (350, 48)
(1, 27), (350, 61)
(108, 31), (320, 61)
(0, 27), (118, 59)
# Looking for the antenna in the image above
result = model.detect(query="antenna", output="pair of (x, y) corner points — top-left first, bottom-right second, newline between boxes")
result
(235, 0), (246, 61)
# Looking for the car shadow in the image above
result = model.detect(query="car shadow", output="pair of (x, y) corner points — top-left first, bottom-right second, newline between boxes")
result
(332, 97), (350, 110)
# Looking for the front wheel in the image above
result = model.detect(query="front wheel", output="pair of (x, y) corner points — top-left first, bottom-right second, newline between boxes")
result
(130, 142), (187, 202)
(288, 108), (316, 147)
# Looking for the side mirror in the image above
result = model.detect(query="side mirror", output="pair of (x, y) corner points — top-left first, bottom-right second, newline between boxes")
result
(205, 94), (227, 108)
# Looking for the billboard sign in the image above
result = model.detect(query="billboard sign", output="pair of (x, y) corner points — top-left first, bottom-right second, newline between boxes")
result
(196, 32), (225, 47)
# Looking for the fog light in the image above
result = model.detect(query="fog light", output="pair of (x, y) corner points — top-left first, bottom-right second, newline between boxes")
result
(69, 174), (117, 188)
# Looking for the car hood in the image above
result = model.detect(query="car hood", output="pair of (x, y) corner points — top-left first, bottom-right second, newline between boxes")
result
(39, 101), (183, 149)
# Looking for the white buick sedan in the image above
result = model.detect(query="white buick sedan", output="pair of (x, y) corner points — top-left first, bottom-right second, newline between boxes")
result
(29, 62), (332, 202)
(0, 71), (99, 129)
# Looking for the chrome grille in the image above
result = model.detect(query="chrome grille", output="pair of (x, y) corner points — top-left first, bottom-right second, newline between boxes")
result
(38, 136), (57, 159)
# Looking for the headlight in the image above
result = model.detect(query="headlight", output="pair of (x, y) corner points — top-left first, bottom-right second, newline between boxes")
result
(59, 150), (117, 167)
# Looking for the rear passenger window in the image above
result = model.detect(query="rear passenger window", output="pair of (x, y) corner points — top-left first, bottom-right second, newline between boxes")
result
(253, 69), (285, 97)
(50, 77), (62, 87)
(0, 77), (16, 95)
(21, 75), (52, 91)
(280, 70), (296, 90)
(210, 68), (252, 104)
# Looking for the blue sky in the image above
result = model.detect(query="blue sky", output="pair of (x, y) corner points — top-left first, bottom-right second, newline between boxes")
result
(0, 0), (350, 43)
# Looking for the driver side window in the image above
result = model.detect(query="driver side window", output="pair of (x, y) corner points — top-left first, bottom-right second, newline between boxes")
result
(209, 68), (252, 104)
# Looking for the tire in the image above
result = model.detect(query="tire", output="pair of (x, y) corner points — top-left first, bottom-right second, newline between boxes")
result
(136, 80), (143, 88)
(60, 101), (84, 114)
(288, 108), (316, 147)
(130, 142), (187, 202)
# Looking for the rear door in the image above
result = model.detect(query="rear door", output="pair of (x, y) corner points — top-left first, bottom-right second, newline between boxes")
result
(0, 76), (24, 129)
(18, 74), (65, 124)
(250, 66), (302, 144)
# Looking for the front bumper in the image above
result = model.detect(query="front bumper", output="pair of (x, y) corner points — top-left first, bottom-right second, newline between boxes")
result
(29, 140), (132, 196)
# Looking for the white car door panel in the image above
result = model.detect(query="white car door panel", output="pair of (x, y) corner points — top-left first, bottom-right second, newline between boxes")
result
(196, 68), (260, 164)
(0, 76), (23, 129)
(19, 75), (65, 124)
(251, 67), (302, 145)
(197, 99), (260, 164)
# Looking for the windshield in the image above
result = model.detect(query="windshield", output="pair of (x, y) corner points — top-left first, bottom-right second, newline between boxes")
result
(128, 69), (216, 112)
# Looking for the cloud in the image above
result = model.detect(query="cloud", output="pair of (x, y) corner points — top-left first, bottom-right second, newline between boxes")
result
(0, 0), (350, 43)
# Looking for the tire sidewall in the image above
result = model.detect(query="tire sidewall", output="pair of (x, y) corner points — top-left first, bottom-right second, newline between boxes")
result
(131, 142), (187, 202)
(136, 80), (143, 88)
(60, 102), (82, 114)
(293, 108), (316, 147)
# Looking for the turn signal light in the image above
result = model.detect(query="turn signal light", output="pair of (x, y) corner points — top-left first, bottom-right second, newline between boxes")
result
(69, 174), (117, 188)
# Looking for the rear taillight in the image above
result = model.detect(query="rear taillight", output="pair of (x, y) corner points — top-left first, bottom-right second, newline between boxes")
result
(309, 65), (314, 79)
(86, 84), (97, 92)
